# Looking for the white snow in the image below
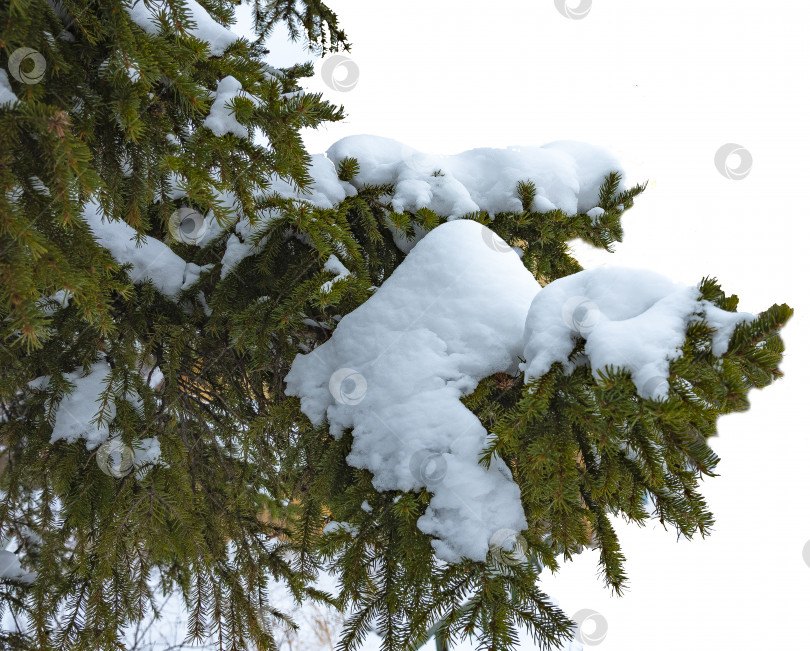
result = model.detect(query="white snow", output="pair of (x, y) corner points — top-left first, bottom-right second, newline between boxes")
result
(286, 224), (756, 562)
(701, 301), (756, 356)
(291, 154), (358, 208)
(49, 359), (162, 468)
(126, 61), (140, 83)
(586, 207), (605, 224)
(220, 232), (257, 278)
(82, 200), (203, 298)
(522, 267), (756, 400)
(0, 549), (35, 584)
(38, 289), (71, 312)
(133, 436), (162, 472)
(125, 0), (240, 56)
(285, 219), (541, 562)
(203, 75), (258, 139)
(320, 254), (350, 292)
(73, 128), (753, 565)
(325, 135), (624, 218)
(261, 154), (356, 211)
(162, 171), (187, 201)
(214, 204), (278, 277)
(143, 364), (165, 390)
(213, 134), (624, 272)
(82, 133), (625, 290)
(115, 557), (382, 650)
(0, 70), (18, 107)
(322, 521), (359, 536)
(27, 375), (50, 391)
(51, 360), (114, 449)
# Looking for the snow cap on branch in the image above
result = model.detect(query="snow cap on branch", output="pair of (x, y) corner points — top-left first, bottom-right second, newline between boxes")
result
(203, 76), (259, 139)
(326, 135), (625, 217)
(286, 221), (760, 562)
(522, 267), (757, 400)
(83, 201), (206, 299)
(49, 360), (114, 449)
(125, 0), (240, 56)
(285, 219), (540, 562)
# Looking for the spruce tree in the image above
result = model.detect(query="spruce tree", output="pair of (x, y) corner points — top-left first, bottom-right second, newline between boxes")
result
(0, 2), (792, 651)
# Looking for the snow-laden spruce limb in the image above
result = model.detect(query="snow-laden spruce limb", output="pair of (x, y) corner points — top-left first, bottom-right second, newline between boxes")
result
(0, 2), (791, 651)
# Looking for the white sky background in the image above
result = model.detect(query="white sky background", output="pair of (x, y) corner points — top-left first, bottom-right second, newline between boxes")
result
(235, 1), (810, 649)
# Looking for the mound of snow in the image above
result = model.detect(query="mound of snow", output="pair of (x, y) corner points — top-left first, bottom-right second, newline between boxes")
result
(285, 220), (540, 562)
(83, 200), (204, 298)
(522, 267), (756, 400)
(286, 226), (756, 562)
(326, 135), (624, 218)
